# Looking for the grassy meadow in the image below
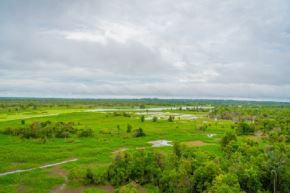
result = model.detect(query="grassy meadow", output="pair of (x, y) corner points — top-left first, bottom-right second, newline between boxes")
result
(0, 99), (289, 193)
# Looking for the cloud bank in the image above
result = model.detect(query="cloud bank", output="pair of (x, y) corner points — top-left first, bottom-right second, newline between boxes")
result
(1, 0), (290, 100)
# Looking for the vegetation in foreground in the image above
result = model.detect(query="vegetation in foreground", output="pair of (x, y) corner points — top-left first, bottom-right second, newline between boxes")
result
(0, 98), (289, 193)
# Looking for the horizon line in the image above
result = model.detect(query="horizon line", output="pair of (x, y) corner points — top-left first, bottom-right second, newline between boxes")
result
(0, 96), (290, 103)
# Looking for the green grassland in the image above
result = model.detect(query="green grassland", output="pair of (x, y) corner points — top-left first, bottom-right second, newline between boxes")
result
(0, 99), (289, 193)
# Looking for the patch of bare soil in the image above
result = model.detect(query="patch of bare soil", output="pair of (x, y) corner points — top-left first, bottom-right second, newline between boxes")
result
(17, 184), (26, 193)
(182, 140), (208, 147)
(51, 186), (84, 193)
(137, 185), (147, 193)
(50, 165), (68, 177)
(97, 185), (115, 193)
(62, 188), (84, 193)
(112, 147), (128, 155)
(50, 166), (70, 193)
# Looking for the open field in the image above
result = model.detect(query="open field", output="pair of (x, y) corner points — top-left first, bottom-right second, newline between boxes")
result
(0, 99), (289, 193)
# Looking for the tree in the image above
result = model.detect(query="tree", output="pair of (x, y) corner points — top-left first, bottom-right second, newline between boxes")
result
(117, 125), (121, 135)
(221, 131), (237, 150)
(127, 124), (132, 133)
(159, 169), (190, 193)
(135, 128), (146, 137)
(236, 122), (254, 135)
(84, 168), (95, 184)
(115, 182), (140, 193)
(210, 173), (243, 193)
(140, 115), (145, 122)
(173, 142), (182, 159)
(168, 115), (175, 122)
(191, 162), (221, 193)
(152, 116), (158, 122)
(78, 128), (93, 137)
(265, 144), (290, 193)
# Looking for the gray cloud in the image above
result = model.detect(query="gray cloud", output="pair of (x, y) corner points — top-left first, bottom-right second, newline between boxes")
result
(0, 0), (290, 100)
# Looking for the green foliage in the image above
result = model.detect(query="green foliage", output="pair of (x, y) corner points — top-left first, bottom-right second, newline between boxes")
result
(264, 144), (290, 193)
(210, 173), (243, 193)
(173, 142), (182, 159)
(220, 131), (237, 149)
(140, 115), (145, 122)
(107, 150), (165, 186)
(0, 99), (290, 193)
(134, 128), (146, 137)
(2, 121), (93, 139)
(159, 169), (191, 193)
(84, 188), (108, 193)
(117, 125), (121, 135)
(122, 112), (131, 117)
(236, 122), (254, 135)
(168, 115), (175, 122)
(84, 168), (106, 185)
(127, 124), (132, 133)
(152, 116), (158, 122)
(78, 128), (94, 137)
(115, 182), (140, 193)
(191, 162), (221, 192)
(197, 123), (208, 131)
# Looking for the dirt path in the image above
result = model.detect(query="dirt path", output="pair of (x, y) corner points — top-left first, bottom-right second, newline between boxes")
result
(50, 175), (68, 193)
(0, 158), (78, 177)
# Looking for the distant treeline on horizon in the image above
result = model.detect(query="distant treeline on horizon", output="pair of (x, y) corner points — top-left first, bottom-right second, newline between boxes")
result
(0, 97), (289, 107)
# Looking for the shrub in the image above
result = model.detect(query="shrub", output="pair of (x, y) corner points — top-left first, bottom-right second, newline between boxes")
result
(221, 131), (237, 150)
(134, 128), (146, 137)
(84, 168), (106, 185)
(168, 115), (175, 122)
(78, 128), (94, 137)
(127, 124), (132, 133)
(123, 112), (131, 117)
(236, 122), (254, 135)
(99, 128), (112, 135)
(1, 121), (92, 139)
(140, 115), (145, 122)
(115, 182), (140, 193)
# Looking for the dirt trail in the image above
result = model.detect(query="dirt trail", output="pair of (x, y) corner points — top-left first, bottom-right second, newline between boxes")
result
(0, 158), (78, 177)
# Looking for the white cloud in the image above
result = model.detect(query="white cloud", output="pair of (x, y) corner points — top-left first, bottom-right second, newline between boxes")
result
(0, 0), (290, 100)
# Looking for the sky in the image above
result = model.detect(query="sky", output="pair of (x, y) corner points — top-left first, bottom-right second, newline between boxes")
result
(1, 0), (290, 101)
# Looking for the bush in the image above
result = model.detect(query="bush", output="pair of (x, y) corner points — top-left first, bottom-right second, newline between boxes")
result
(168, 115), (175, 122)
(192, 162), (221, 193)
(107, 150), (164, 186)
(84, 168), (105, 185)
(123, 112), (131, 117)
(236, 122), (254, 135)
(68, 166), (86, 183)
(140, 115), (145, 122)
(78, 128), (94, 137)
(134, 128), (146, 137)
(210, 173), (243, 193)
(99, 128), (112, 135)
(221, 131), (237, 150)
(115, 182), (140, 193)
(127, 124), (132, 133)
(1, 121), (92, 139)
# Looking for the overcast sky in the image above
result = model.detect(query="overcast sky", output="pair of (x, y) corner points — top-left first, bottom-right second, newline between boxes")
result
(1, 0), (290, 100)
